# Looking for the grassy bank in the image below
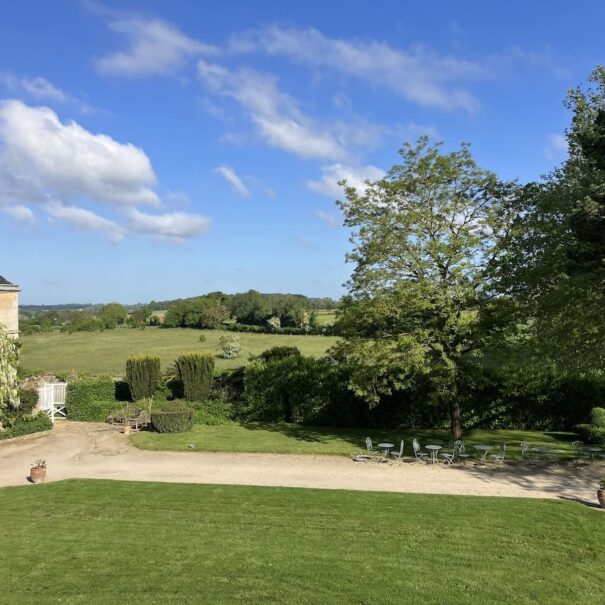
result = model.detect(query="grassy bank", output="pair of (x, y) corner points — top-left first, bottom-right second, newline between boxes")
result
(19, 327), (338, 375)
(131, 423), (578, 460)
(1, 480), (602, 604)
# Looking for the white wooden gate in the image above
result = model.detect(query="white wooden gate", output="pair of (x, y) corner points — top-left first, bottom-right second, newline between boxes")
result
(38, 382), (68, 423)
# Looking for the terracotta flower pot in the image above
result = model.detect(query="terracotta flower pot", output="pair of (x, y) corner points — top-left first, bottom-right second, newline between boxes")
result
(597, 488), (605, 509)
(30, 467), (46, 484)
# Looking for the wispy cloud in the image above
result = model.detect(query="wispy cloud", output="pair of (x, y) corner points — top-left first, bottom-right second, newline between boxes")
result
(0, 70), (97, 113)
(544, 132), (568, 162)
(307, 163), (384, 198)
(1, 204), (35, 223)
(91, 4), (215, 76)
(127, 208), (211, 242)
(313, 210), (341, 228)
(229, 26), (484, 112)
(44, 201), (124, 243)
(214, 165), (250, 197)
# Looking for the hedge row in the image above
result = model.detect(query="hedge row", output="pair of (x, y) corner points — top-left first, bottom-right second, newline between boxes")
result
(0, 414), (53, 440)
(66, 377), (117, 421)
(222, 323), (334, 336)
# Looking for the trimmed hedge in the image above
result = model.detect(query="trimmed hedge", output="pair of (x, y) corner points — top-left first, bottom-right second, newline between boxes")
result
(151, 401), (194, 433)
(126, 355), (161, 401)
(0, 413), (53, 440)
(193, 400), (235, 425)
(66, 377), (117, 421)
(176, 353), (215, 402)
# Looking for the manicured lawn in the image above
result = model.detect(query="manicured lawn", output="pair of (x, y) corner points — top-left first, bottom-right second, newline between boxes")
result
(131, 422), (578, 460)
(0, 480), (601, 604)
(19, 327), (338, 374)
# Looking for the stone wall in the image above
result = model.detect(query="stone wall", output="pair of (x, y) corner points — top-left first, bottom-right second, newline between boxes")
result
(0, 289), (19, 337)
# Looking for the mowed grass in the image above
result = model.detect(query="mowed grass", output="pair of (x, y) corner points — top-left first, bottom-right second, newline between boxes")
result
(131, 423), (578, 460)
(19, 327), (339, 374)
(0, 480), (602, 604)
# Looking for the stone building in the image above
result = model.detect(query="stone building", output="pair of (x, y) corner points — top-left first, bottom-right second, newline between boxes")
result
(0, 275), (20, 338)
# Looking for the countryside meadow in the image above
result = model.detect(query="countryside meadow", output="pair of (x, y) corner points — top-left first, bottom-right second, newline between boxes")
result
(1, 2), (605, 604)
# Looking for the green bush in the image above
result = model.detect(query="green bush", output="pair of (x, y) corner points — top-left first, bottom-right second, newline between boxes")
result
(126, 356), (161, 401)
(254, 346), (302, 363)
(176, 353), (215, 402)
(151, 401), (194, 433)
(574, 424), (605, 445)
(0, 413), (53, 440)
(66, 377), (116, 421)
(17, 388), (38, 415)
(589, 407), (605, 428)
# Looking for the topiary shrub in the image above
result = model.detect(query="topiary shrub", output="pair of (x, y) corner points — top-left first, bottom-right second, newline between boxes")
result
(589, 407), (605, 428)
(176, 353), (215, 402)
(126, 356), (161, 401)
(151, 401), (194, 433)
(254, 346), (302, 363)
(66, 377), (116, 421)
(17, 388), (38, 415)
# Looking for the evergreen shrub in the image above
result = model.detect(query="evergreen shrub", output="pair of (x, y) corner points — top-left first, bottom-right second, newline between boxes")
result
(126, 356), (161, 401)
(176, 353), (215, 401)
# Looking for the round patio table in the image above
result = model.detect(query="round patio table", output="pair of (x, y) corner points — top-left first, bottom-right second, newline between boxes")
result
(473, 444), (492, 462)
(585, 446), (602, 462)
(377, 443), (394, 457)
(426, 444), (442, 464)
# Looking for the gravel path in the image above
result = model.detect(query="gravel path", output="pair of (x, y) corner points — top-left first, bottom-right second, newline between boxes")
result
(0, 422), (603, 505)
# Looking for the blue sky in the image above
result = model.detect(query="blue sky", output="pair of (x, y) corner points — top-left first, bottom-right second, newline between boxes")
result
(0, 0), (602, 304)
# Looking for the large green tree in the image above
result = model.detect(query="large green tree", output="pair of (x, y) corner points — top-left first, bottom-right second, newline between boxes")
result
(335, 137), (511, 437)
(493, 67), (605, 371)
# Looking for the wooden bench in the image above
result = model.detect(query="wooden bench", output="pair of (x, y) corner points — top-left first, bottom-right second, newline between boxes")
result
(107, 408), (151, 431)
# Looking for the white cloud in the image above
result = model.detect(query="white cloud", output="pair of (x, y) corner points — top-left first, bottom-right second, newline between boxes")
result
(214, 165), (250, 197)
(313, 210), (341, 228)
(44, 201), (124, 242)
(0, 100), (211, 242)
(0, 100), (159, 207)
(198, 61), (348, 160)
(95, 13), (215, 76)
(1, 204), (35, 223)
(21, 77), (67, 102)
(544, 133), (568, 161)
(0, 70), (96, 113)
(307, 163), (385, 198)
(127, 208), (211, 242)
(230, 26), (484, 112)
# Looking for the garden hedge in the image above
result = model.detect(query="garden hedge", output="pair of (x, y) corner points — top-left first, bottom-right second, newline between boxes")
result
(66, 377), (117, 421)
(151, 401), (194, 433)
(0, 413), (53, 440)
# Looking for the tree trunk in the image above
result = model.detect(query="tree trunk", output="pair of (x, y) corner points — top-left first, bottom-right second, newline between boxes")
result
(450, 400), (462, 440)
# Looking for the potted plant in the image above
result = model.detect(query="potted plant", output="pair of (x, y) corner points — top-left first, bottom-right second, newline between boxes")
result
(30, 459), (46, 484)
(598, 478), (605, 509)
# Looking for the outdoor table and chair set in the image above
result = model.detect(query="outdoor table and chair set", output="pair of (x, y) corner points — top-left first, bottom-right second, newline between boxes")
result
(354, 438), (604, 466)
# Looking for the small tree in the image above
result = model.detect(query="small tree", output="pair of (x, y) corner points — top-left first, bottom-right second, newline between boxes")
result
(267, 316), (281, 332)
(125, 355), (161, 401)
(218, 335), (242, 359)
(176, 353), (215, 401)
(98, 303), (128, 329)
(0, 326), (19, 416)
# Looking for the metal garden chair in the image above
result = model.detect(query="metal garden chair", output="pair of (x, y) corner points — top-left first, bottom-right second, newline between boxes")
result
(490, 443), (507, 465)
(454, 440), (471, 463)
(390, 440), (405, 462)
(413, 439), (428, 463)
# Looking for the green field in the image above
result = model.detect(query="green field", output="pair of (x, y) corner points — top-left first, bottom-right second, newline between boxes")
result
(19, 328), (339, 375)
(131, 422), (577, 460)
(314, 309), (337, 326)
(0, 480), (602, 604)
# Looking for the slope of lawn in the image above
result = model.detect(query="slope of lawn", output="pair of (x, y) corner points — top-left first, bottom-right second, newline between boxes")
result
(131, 422), (577, 460)
(19, 327), (338, 374)
(0, 480), (602, 604)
